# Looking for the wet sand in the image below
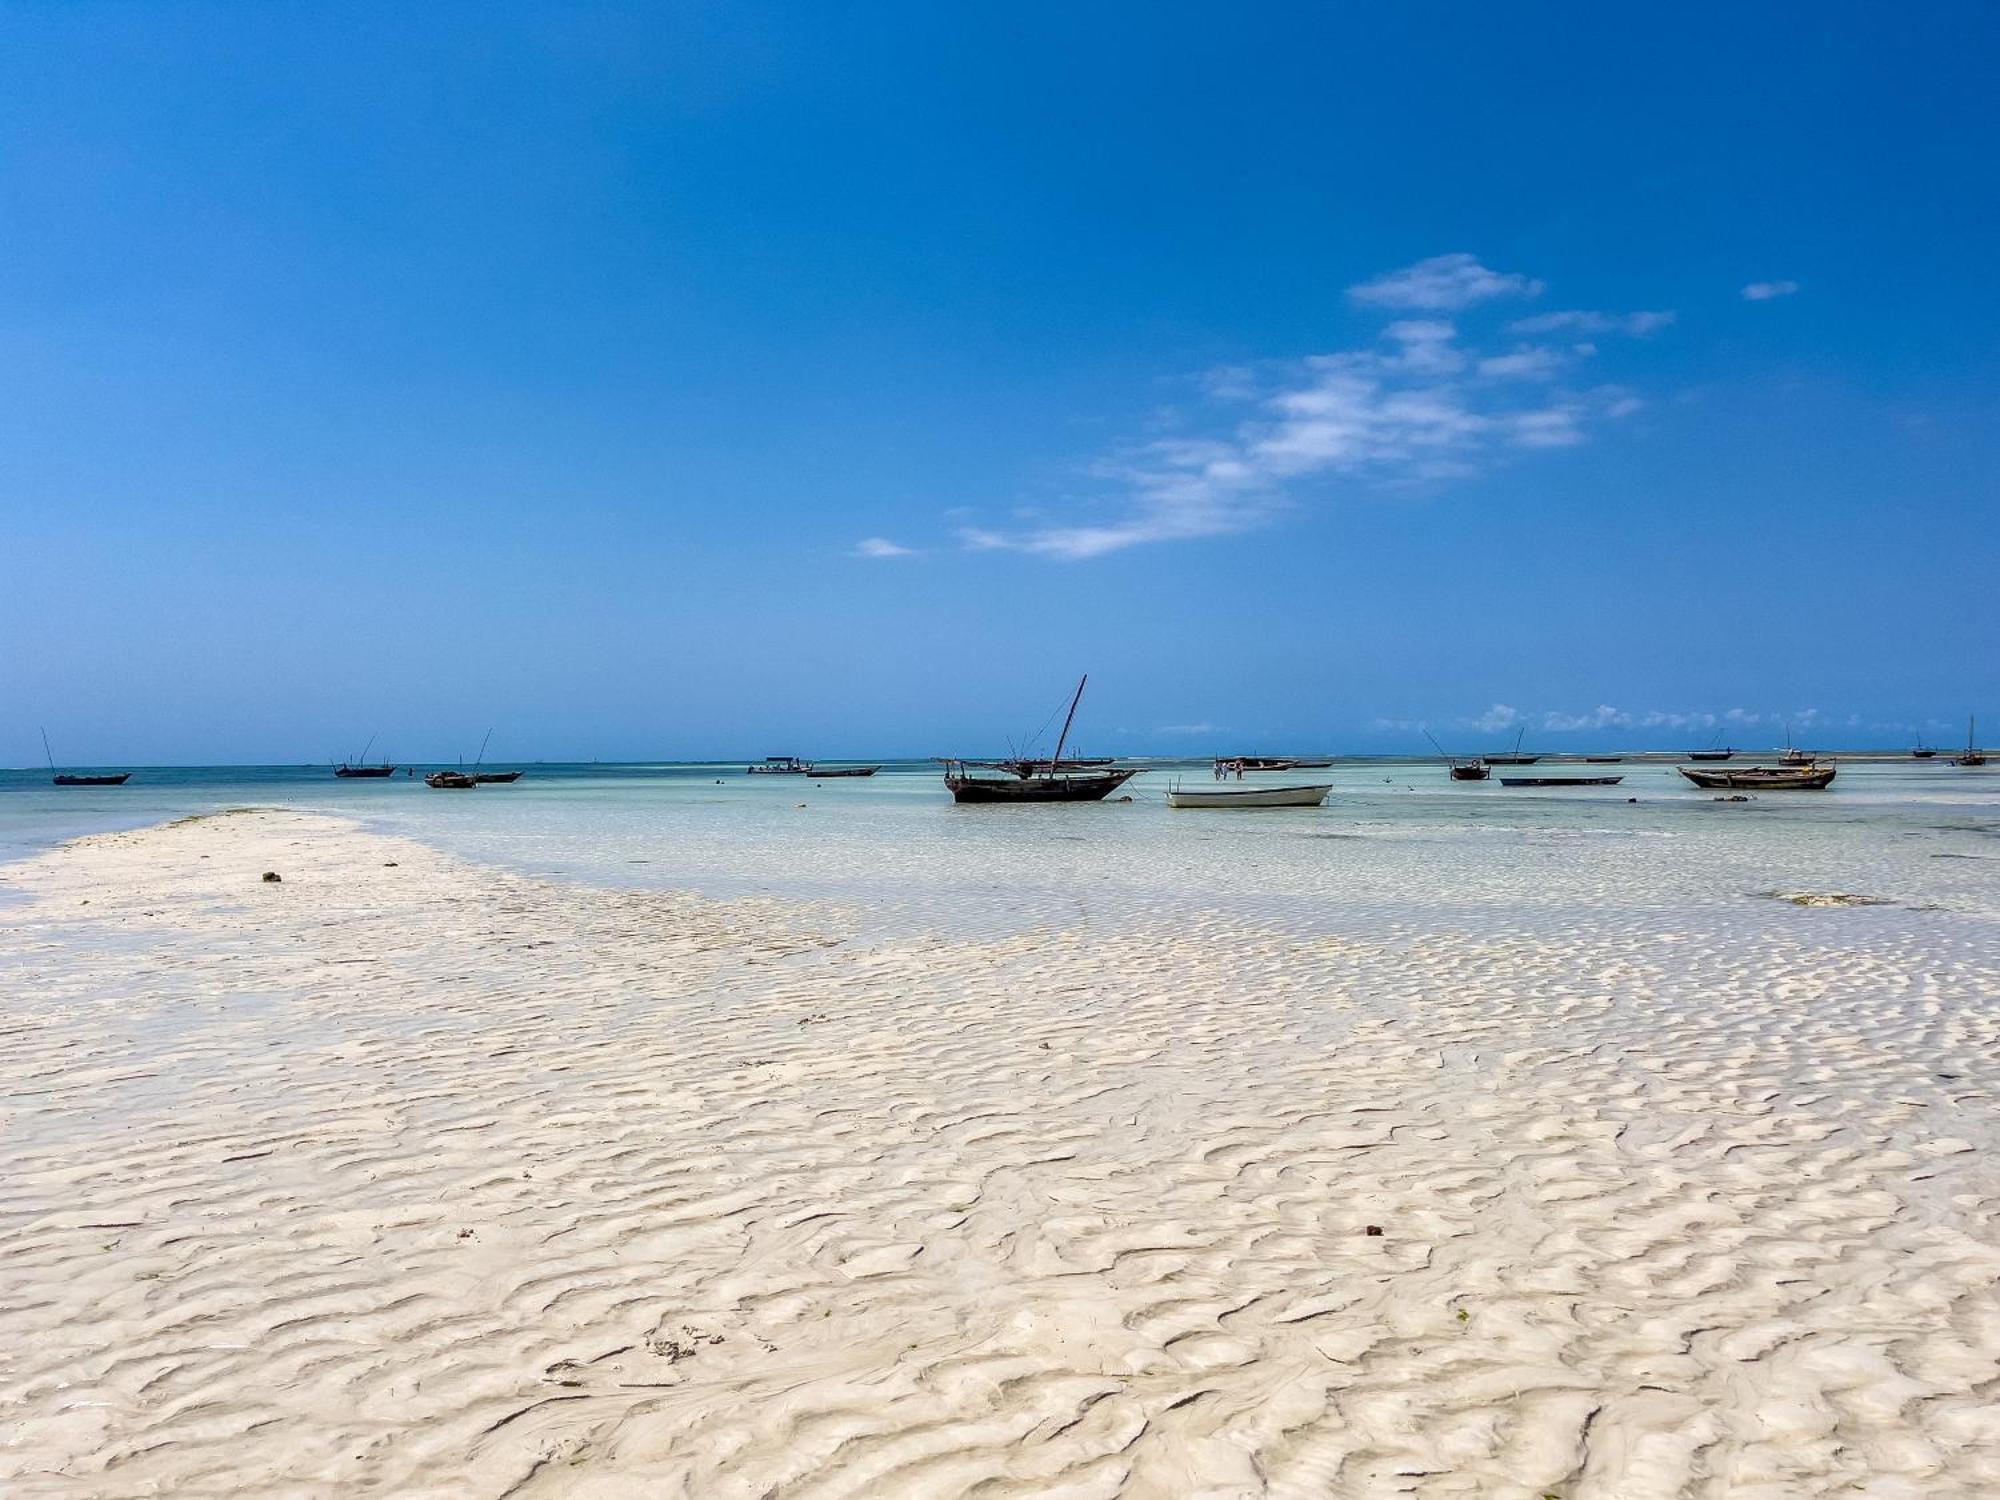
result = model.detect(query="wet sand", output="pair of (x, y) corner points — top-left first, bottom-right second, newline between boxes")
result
(3, 809), (1997, 1498)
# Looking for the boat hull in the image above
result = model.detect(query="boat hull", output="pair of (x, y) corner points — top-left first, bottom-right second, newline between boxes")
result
(472, 771), (522, 783)
(1679, 765), (1836, 790)
(334, 766), (396, 778)
(1688, 751), (1734, 761)
(52, 773), (131, 786)
(1448, 764), (1490, 781)
(1169, 783), (1331, 809)
(1500, 776), (1624, 787)
(810, 766), (880, 778)
(425, 772), (478, 789)
(946, 769), (1138, 803)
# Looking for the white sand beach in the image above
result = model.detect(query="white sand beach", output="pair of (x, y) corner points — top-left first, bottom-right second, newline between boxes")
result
(3, 808), (1998, 1498)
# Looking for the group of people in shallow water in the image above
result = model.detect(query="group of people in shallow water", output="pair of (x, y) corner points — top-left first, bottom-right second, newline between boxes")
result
(1212, 759), (1249, 781)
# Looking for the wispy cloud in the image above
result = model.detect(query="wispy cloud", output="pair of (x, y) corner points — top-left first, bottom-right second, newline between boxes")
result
(1156, 722), (1220, 736)
(1507, 309), (1675, 336)
(1467, 703), (1522, 734)
(1347, 253), (1544, 311)
(851, 537), (916, 559)
(1741, 280), (1800, 301)
(958, 255), (1653, 561)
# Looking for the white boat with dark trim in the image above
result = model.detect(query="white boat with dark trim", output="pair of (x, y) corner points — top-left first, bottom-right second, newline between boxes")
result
(1167, 782), (1332, 809)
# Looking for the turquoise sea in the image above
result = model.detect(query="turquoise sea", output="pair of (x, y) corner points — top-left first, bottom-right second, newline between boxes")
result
(5, 757), (1997, 942)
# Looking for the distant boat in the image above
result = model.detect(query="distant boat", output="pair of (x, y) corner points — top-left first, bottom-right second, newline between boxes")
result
(1168, 782), (1331, 809)
(1425, 731), (1489, 781)
(1216, 756), (1333, 772)
(1500, 775), (1624, 787)
(334, 732), (396, 778)
(1679, 763), (1836, 790)
(425, 770), (478, 789)
(473, 771), (523, 783)
(809, 765), (881, 778)
(41, 729), (129, 786)
(747, 756), (810, 774)
(944, 675), (1137, 804)
(1912, 731), (1937, 759)
(1583, 756), (1624, 763)
(1484, 728), (1540, 765)
(1951, 715), (1986, 767)
(1690, 732), (1735, 762)
(1778, 724), (1812, 765)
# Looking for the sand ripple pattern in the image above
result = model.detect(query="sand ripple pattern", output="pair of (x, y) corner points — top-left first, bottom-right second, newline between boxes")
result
(3, 811), (1999, 1498)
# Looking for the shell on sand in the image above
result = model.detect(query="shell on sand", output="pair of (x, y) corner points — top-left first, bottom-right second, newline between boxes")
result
(2, 810), (1998, 1497)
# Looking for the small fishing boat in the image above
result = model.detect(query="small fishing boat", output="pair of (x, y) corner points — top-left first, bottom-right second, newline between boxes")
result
(41, 730), (130, 786)
(1169, 782), (1331, 809)
(1583, 756), (1624, 763)
(333, 732), (396, 777)
(425, 770), (478, 789)
(1484, 729), (1540, 765)
(809, 765), (881, 778)
(1778, 725), (1812, 765)
(1689, 733), (1734, 762)
(473, 771), (523, 783)
(1678, 763), (1836, 790)
(1951, 716), (1986, 767)
(748, 756), (810, 774)
(1425, 731), (1489, 781)
(944, 676), (1137, 804)
(1500, 775), (1624, 788)
(1912, 732), (1937, 759)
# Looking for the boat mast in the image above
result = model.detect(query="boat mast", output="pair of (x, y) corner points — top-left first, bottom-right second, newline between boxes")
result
(474, 728), (492, 771)
(1048, 675), (1088, 773)
(40, 727), (55, 773)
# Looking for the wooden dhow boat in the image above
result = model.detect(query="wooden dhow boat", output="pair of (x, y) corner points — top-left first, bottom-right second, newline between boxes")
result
(333, 733), (396, 777)
(1951, 716), (1986, 767)
(1483, 729), (1540, 765)
(473, 770), (523, 783)
(1689, 732), (1735, 762)
(1500, 775), (1624, 787)
(1678, 763), (1836, 790)
(1168, 782), (1331, 809)
(944, 676), (1136, 804)
(41, 729), (130, 786)
(1426, 731), (1489, 781)
(425, 769), (478, 789)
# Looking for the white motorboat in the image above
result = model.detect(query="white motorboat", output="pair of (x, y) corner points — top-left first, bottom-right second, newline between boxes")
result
(1167, 782), (1332, 809)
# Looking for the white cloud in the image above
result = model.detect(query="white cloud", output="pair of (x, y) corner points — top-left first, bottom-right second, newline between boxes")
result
(1508, 309), (1675, 336)
(957, 255), (1660, 560)
(1156, 722), (1220, 735)
(1477, 346), (1565, 380)
(1467, 703), (1522, 734)
(1348, 253), (1544, 311)
(851, 537), (916, 559)
(1741, 280), (1800, 301)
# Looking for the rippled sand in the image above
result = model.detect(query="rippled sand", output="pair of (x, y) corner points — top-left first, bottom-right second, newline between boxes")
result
(3, 809), (1998, 1498)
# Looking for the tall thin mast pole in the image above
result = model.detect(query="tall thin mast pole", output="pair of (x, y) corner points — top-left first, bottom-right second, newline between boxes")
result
(40, 727), (55, 772)
(1048, 675), (1087, 773)
(475, 728), (492, 771)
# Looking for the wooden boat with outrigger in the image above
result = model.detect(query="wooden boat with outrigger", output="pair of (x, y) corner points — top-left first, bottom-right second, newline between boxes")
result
(1500, 775), (1624, 788)
(943, 675), (1137, 803)
(1678, 763), (1836, 790)
(333, 732), (397, 778)
(425, 770), (478, 789)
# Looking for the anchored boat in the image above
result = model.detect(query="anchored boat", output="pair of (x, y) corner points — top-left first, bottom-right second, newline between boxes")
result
(943, 676), (1137, 804)
(1500, 775), (1624, 788)
(1168, 782), (1331, 809)
(1679, 763), (1836, 790)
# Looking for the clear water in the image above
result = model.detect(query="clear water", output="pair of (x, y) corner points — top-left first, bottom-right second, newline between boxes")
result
(4, 757), (1997, 940)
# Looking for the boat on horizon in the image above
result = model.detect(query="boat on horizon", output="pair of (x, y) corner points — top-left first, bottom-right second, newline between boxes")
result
(42, 729), (130, 786)
(944, 676), (1137, 804)
(1951, 715), (1986, 767)
(1690, 732), (1735, 762)
(1679, 763), (1837, 790)
(1168, 782), (1331, 809)
(1484, 729), (1540, 765)
(334, 732), (396, 778)
(1913, 732), (1937, 759)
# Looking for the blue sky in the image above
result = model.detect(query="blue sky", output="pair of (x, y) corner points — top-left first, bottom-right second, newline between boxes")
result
(3, 3), (1995, 763)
